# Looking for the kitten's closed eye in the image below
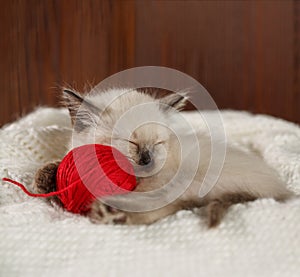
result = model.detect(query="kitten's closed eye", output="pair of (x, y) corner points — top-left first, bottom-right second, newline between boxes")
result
(154, 141), (166, 146)
(127, 140), (140, 149)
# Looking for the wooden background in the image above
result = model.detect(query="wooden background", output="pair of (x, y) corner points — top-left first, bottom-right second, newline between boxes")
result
(1, 0), (299, 126)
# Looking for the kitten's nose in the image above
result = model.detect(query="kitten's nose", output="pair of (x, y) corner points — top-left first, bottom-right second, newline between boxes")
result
(139, 150), (152, 165)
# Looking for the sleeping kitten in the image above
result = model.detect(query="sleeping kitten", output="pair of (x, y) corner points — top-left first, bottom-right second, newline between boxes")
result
(33, 88), (292, 227)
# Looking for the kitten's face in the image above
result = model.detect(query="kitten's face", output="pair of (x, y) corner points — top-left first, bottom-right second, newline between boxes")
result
(63, 88), (186, 178)
(111, 122), (170, 177)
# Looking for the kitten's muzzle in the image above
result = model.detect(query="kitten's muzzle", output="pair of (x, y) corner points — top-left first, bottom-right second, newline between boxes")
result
(138, 149), (152, 166)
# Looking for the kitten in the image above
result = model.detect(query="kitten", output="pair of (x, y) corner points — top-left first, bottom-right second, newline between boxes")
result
(33, 88), (292, 227)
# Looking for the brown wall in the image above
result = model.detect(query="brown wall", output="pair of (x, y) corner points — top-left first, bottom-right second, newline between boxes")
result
(1, 0), (299, 126)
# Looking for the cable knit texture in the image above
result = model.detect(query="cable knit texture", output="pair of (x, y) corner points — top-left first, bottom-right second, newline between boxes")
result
(0, 107), (300, 277)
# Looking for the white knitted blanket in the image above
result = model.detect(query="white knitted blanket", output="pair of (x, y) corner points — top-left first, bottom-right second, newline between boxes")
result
(1, 108), (300, 277)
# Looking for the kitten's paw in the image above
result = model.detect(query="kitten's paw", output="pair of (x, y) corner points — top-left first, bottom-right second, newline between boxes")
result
(205, 200), (226, 228)
(89, 201), (129, 225)
(205, 192), (257, 228)
(33, 161), (60, 194)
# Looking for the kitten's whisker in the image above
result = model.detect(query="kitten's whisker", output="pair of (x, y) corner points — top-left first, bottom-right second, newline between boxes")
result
(124, 155), (136, 164)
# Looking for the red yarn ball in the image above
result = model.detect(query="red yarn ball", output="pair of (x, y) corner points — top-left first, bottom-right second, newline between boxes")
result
(56, 144), (137, 214)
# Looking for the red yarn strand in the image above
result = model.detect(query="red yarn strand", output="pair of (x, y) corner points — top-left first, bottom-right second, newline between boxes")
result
(2, 178), (69, 198)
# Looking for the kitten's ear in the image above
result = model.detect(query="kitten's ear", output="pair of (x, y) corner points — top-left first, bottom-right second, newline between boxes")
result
(62, 88), (100, 131)
(159, 93), (187, 111)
